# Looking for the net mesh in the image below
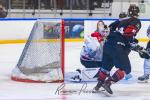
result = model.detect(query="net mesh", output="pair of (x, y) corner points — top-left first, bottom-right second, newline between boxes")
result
(11, 19), (64, 82)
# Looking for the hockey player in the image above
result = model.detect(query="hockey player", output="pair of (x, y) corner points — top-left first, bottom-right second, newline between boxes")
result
(94, 5), (142, 94)
(71, 20), (109, 82)
(109, 12), (133, 80)
(80, 21), (108, 69)
(138, 25), (150, 82)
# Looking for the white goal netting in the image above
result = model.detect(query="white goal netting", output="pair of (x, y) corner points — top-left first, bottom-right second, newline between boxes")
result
(11, 19), (64, 83)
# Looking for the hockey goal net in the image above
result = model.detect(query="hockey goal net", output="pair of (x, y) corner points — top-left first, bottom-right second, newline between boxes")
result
(11, 19), (65, 83)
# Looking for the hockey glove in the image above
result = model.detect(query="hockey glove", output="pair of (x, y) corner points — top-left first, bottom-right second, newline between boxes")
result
(131, 44), (143, 51)
(130, 44), (150, 59)
(129, 38), (139, 50)
(138, 48), (150, 59)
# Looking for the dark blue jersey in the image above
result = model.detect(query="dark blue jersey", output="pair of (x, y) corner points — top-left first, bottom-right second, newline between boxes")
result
(109, 20), (120, 32)
(117, 17), (141, 37)
(107, 17), (141, 48)
(102, 17), (141, 74)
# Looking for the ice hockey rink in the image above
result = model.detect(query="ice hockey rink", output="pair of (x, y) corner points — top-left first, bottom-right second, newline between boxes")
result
(0, 42), (150, 100)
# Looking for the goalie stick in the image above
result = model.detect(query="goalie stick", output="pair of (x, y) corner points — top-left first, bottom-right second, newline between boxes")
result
(19, 61), (60, 75)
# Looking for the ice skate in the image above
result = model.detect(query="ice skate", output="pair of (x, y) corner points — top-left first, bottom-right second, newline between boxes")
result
(138, 74), (149, 83)
(125, 73), (133, 80)
(93, 81), (103, 91)
(102, 80), (113, 94)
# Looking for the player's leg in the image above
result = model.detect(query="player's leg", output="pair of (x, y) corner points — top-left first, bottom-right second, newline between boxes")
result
(80, 59), (102, 81)
(102, 69), (124, 94)
(138, 41), (150, 82)
(122, 61), (132, 80)
(94, 67), (112, 91)
(124, 48), (132, 80)
(71, 59), (101, 82)
(124, 65), (132, 80)
(110, 46), (130, 82)
(94, 45), (114, 92)
(102, 45), (129, 94)
(80, 58), (101, 68)
(93, 61), (103, 78)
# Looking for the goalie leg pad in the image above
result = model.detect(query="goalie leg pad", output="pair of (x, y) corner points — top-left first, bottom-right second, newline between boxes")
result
(70, 68), (100, 82)
(81, 68), (99, 81)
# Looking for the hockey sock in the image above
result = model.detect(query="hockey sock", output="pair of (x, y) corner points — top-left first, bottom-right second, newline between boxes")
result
(98, 68), (109, 83)
(111, 69), (125, 82)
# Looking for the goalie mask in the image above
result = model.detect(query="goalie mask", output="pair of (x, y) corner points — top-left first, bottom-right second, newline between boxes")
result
(102, 25), (110, 37)
(128, 5), (140, 17)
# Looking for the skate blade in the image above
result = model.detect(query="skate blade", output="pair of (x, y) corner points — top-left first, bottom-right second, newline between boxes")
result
(137, 80), (149, 83)
(98, 88), (112, 97)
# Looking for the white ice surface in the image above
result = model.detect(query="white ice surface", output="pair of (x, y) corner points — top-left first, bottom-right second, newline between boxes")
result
(0, 43), (150, 100)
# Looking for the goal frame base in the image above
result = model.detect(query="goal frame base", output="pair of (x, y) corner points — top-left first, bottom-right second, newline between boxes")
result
(11, 76), (64, 83)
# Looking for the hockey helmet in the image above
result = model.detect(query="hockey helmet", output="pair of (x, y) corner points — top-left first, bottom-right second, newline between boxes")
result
(128, 5), (140, 17)
(119, 12), (127, 19)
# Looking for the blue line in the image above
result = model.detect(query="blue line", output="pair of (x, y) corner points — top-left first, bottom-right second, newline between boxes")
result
(0, 18), (37, 21)
(0, 18), (150, 21)
(0, 18), (63, 21)
(63, 18), (118, 21)
(140, 19), (150, 21)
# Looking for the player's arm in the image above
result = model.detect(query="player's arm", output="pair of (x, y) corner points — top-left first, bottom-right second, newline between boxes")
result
(124, 20), (150, 59)
(91, 25), (109, 42)
(123, 19), (141, 49)
(129, 38), (150, 59)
